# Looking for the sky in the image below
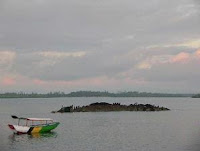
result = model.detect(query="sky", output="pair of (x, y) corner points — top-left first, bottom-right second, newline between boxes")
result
(0, 0), (200, 93)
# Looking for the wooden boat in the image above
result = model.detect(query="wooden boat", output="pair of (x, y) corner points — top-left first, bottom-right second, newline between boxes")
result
(8, 115), (59, 134)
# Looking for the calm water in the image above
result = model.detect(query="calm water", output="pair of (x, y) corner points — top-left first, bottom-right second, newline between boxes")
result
(1, 97), (200, 151)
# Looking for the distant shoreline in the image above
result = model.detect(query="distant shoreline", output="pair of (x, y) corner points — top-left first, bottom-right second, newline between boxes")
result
(192, 94), (200, 98)
(0, 91), (195, 98)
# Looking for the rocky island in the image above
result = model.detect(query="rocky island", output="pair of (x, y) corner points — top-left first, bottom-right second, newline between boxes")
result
(52, 102), (170, 113)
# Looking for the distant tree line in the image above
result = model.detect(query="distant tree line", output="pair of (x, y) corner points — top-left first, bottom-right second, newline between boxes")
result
(0, 92), (67, 98)
(192, 94), (200, 98)
(66, 91), (193, 97)
(0, 91), (194, 98)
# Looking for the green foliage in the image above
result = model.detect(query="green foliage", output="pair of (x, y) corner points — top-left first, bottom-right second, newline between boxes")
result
(66, 91), (193, 97)
(0, 91), (67, 98)
(192, 94), (200, 98)
(0, 91), (193, 98)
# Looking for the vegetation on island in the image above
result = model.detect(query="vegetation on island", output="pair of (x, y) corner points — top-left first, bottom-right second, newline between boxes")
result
(52, 102), (170, 113)
(192, 94), (200, 98)
(0, 91), (194, 98)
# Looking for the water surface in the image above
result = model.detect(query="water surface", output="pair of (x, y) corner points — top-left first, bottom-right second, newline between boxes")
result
(1, 97), (200, 151)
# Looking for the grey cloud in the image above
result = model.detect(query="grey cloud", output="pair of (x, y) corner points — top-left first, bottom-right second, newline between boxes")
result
(0, 0), (200, 92)
(0, 0), (199, 51)
(14, 51), (130, 81)
(132, 60), (200, 92)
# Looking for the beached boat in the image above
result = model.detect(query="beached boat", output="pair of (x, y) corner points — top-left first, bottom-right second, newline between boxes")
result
(8, 115), (59, 134)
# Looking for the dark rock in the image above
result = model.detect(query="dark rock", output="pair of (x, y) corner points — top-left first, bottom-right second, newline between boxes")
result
(52, 102), (170, 113)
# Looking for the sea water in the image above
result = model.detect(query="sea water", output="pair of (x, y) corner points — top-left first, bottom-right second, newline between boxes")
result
(0, 97), (200, 151)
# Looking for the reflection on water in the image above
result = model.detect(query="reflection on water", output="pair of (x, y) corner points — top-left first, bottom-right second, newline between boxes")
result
(2, 97), (200, 151)
(30, 132), (58, 138)
(7, 132), (58, 151)
(9, 132), (57, 142)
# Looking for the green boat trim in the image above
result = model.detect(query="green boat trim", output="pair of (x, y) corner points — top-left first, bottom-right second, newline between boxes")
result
(28, 122), (60, 134)
(8, 115), (60, 134)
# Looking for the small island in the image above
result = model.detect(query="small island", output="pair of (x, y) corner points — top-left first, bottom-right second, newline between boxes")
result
(192, 94), (200, 98)
(52, 102), (170, 113)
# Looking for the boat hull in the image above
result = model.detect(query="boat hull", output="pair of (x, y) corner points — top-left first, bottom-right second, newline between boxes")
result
(8, 122), (60, 134)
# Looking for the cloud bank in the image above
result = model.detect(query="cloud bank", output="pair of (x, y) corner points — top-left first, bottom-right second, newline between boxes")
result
(0, 0), (200, 93)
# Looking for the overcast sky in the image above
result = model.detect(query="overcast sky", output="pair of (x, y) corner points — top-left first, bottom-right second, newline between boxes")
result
(0, 0), (200, 93)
